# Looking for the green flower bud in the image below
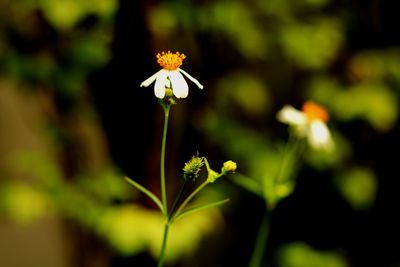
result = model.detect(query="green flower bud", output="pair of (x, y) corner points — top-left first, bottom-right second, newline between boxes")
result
(165, 88), (174, 98)
(158, 88), (176, 108)
(183, 156), (204, 181)
(221, 160), (237, 174)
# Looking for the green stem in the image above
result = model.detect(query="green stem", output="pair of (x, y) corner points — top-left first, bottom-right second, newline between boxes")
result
(172, 180), (209, 222)
(248, 211), (271, 267)
(160, 104), (171, 218)
(168, 180), (187, 222)
(249, 133), (301, 266)
(158, 223), (170, 267)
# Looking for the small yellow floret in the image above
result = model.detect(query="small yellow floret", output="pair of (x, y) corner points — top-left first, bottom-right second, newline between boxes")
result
(222, 160), (237, 174)
(302, 101), (329, 122)
(156, 51), (186, 70)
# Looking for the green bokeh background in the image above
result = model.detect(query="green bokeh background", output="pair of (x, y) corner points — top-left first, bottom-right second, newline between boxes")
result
(1, 0), (399, 266)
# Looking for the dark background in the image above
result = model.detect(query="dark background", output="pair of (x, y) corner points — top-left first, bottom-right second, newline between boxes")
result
(1, 0), (400, 266)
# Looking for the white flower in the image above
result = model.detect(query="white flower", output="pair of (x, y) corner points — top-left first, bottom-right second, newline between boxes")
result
(277, 101), (334, 151)
(140, 51), (203, 99)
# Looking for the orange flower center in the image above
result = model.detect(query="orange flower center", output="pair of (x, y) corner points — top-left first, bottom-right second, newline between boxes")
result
(302, 101), (329, 122)
(156, 51), (186, 71)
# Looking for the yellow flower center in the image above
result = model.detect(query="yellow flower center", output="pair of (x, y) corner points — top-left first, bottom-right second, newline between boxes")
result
(156, 51), (186, 71)
(302, 101), (329, 122)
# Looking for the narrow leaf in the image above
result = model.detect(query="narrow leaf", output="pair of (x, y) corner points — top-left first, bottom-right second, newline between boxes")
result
(124, 177), (163, 212)
(230, 173), (263, 197)
(173, 198), (230, 222)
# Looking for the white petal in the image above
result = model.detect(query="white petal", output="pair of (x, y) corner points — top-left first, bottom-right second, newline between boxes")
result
(140, 69), (163, 87)
(178, 68), (204, 89)
(276, 105), (308, 125)
(308, 120), (334, 151)
(154, 70), (169, 98)
(169, 70), (189, 98)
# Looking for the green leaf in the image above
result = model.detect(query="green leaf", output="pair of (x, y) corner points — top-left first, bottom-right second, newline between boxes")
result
(124, 177), (163, 212)
(173, 198), (230, 222)
(229, 173), (263, 197)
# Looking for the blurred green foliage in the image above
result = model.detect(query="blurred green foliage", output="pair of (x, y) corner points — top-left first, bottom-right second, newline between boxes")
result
(0, 152), (225, 263)
(1, 0), (399, 265)
(307, 76), (398, 132)
(0, 0), (114, 107)
(277, 242), (348, 267)
(190, 0), (395, 213)
(0, 182), (50, 225)
(7, 0), (115, 30)
(280, 18), (344, 69)
(334, 166), (377, 210)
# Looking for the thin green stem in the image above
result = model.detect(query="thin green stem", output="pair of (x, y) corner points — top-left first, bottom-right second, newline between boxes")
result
(168, 180), (187, 222)
(158, 223), (170, 267)
(172, 180), (209, 222)
(248, 211), (271, 267)
(160, 104), (171, 218)
(249, 133), (302, 266)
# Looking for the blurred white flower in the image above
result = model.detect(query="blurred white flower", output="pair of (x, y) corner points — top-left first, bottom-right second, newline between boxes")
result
(140, 51), (203, 98)
(277, 101), (334, 151)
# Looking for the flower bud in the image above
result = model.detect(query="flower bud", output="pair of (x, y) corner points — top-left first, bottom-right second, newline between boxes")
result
(183, 156), (204, 182)
(221, 160), (237, 174)
(165, 87), (174, 98)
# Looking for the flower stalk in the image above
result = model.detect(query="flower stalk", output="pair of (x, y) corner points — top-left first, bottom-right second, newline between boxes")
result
(246, 101), (335, 267)
(248, 212), (270, 267)
(160, 102), (171, 218)
(128, 51), (236, 267)
(158, 223), (170, 267)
